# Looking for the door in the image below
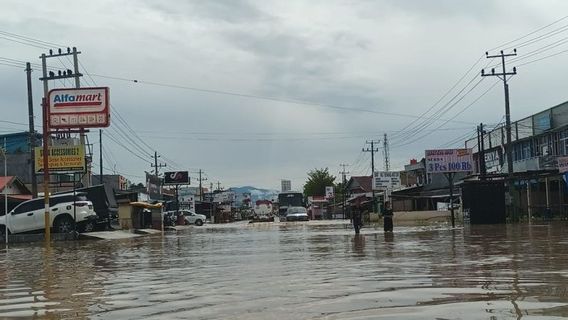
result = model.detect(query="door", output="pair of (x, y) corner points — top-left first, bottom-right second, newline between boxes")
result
(9, 200), (41, 233)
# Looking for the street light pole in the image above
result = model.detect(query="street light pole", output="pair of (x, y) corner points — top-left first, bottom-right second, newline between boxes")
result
(3, 137), (8, 244)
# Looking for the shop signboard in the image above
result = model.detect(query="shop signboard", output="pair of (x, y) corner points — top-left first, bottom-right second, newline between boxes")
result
(180, 195), (195, 211)
(558, 156), (568, 173)
(164, 171), (190, 185)
(48, 87), (110, 128)
(213, 191), (235, 203)
(425, 149), (474, 173)
(372, 171), (401, 190)
(35, 145), (86, 173)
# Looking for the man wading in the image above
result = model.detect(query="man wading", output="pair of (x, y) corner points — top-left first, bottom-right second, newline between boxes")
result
(352, 200), (364, 234)
(382, 201), (394, 232)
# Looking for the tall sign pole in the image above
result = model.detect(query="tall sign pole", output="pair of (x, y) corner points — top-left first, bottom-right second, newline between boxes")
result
(39, 47), (109, 242)
(40, 54), (51, 242)
(426, 149), (474, 228)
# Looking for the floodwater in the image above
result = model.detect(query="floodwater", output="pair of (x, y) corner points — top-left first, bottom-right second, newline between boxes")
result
(1, 221), (568, 319)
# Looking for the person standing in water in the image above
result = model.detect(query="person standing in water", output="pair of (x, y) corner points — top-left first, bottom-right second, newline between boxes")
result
(382, 201), (394, 232)
(352, 206), (363, 234)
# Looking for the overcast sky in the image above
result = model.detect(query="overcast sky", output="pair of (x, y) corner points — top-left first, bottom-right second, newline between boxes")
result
(1, 1), (568, 190)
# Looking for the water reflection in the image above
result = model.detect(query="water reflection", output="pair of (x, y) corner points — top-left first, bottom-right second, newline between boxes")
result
(352, 235), (365, 256)
(0, 221), (568, 319)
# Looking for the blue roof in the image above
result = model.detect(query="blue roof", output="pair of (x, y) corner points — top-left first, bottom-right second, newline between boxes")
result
(0, 132), (42, 154)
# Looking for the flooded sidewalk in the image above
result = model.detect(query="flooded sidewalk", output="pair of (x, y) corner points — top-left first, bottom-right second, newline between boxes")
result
(1, 221), (568, 319)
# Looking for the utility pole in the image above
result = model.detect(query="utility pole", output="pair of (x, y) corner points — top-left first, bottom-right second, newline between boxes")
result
(339, 163), (349, 219)
(363, 140), (380, 213)
(217, 181), (222, 191)
(25, 62), (38, 197)
(481, 49), (517, 177)
(99, 129), (110, 229)
(151, 151), (166, 178)
(198, 169), (207, 201)
(99, 130), (103, 184)
(152, 151), (166, 196)
(40, 53), (50, 242)
(482, 49), (517, 217)
(39, 48), (84, 242)
(478, 123), (486, 179)
(383, 133), (390, 172)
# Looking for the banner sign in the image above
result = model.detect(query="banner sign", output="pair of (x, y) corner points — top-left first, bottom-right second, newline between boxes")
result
(558, 156), (568, 173)
(180, 195), (195, 211)
(325, 186), (334, 199)
(425, 149), (474, 173)
(281, 179), (291, 192)
(35, 145), (86, 173)
(164, 171), (190, 185)
(48, 87), (110, 128)
(213, 191), (235, 203)
(372, 171), (401, 190)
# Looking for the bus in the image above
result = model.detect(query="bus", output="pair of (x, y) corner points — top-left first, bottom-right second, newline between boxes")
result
(277, 191), (304, 216)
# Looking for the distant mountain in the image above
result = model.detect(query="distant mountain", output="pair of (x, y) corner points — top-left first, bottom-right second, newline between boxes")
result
(229, 186), (280, 203)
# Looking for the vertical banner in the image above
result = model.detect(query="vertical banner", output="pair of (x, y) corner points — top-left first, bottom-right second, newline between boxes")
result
(557, 156), (568, 173)
(325, 186), (334, 199)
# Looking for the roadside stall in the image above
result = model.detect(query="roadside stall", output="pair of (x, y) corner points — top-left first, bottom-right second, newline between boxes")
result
(117, 201), (163, 231)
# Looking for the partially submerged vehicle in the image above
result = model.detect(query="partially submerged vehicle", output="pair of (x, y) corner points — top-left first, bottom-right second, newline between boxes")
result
(250, 200), (274, 222)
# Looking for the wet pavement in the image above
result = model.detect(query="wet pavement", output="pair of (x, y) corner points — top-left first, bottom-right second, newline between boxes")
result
(1, 220), (568, 319)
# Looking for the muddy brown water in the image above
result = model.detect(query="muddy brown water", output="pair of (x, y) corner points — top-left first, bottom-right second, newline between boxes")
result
(1, 221), (568, 319)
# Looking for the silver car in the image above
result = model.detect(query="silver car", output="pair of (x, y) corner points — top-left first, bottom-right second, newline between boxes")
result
(285, 207), (309, 221)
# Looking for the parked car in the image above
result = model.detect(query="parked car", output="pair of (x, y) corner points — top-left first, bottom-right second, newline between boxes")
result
(180, 210), (206, 226)
(285, 207), (309, 221)
(0, 193), (97, 235)
(57, 184), (118, 230)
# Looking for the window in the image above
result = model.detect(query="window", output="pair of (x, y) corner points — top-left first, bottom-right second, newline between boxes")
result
(13, 199), (42, 215)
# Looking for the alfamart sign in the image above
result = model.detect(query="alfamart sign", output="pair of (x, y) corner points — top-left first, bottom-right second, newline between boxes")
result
(425, 149), (474, 173)
(48, 87), (110, 128)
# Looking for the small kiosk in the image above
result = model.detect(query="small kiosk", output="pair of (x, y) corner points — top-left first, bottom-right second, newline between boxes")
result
(117, 201), (163, 231)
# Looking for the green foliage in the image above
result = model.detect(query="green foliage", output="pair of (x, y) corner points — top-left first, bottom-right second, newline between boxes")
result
(303, 168), (336, 197)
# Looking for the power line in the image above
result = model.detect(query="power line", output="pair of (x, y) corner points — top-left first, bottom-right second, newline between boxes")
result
(392, 79), (500, 149)
(517, 48), (568, 67)
(391, 54), (485, 139)
(75, 59), (184, 172)
(90, 73), (476, 125)
(490, 15), (568, 51)
(104, 131), (153, 165)
(391, 56), (498, 144)
(391, 76), (487, 145)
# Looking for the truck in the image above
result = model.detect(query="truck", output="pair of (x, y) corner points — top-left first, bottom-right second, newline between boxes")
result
(277, 191), (304, 217)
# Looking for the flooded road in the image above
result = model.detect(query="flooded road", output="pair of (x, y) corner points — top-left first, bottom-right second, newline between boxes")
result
(1, 221), (568, 319)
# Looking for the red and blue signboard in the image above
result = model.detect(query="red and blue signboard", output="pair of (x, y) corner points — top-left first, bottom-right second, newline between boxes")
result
(48, 87), (110, 129)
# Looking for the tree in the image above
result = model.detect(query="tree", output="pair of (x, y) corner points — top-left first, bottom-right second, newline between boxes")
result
(303, 168), (336, 198)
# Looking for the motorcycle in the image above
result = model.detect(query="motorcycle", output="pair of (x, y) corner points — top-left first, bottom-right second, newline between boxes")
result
(163, 211), (177, 227)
